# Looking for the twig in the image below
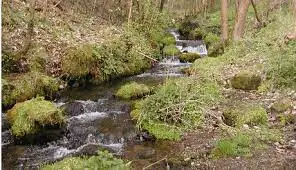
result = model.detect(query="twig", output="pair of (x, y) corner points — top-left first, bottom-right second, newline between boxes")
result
(143, 157), (168, 170)
(136, 51), (158, 62)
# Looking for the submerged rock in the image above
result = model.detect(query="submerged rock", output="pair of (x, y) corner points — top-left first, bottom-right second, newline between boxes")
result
(231, 72), (261, 90)
(62, 101), (85, 117)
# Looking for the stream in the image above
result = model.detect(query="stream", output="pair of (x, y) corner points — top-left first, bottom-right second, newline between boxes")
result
(2, 30), (207, 169)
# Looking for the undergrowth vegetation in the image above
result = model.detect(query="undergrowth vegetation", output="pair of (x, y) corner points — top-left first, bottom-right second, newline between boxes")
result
(134, 78), (221, 140)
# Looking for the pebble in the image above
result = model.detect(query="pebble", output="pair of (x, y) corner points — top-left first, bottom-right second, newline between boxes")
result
(243, 124), (249, 130)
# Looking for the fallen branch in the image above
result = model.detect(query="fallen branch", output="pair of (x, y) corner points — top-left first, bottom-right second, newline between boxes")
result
(143, 157), (168, 170)
(136, 51), (158, 62)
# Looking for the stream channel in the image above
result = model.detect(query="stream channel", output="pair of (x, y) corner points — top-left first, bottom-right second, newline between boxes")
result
(2, 30), (207, 169)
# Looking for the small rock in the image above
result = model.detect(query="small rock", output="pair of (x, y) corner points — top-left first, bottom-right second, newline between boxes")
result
(243, 124), (249, 130)
(184, 157), (191, 161)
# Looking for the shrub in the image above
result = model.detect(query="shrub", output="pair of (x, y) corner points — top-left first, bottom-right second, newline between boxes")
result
(6, 97), (64, 137)
(204, 32), (220, 47)
(179, 53), (201, 62)
(271, 98), (292, 113)
(2, 72), (60, 109)
(116, 82), (150, 99)
(136, 78), (221, 140)
(163, 44), (181, 56)
(42, 150), (129, 170)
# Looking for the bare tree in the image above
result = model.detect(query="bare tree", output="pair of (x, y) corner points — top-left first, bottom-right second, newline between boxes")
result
(233, 0), (250, 40)
(221, 0), (228, 42)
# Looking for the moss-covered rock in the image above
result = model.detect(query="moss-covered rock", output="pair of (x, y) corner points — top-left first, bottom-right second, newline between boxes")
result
(6, 97), (64, 137)
(42, 150), (128, 170)
(2, 72), (60, 109)
(230, 72), (261, 90)
(163, 44), (181, 56)
(130, 101), (144, 120)
(116, 82), (150, 100)
(271, 98), (292, 113)
(223, 103), (268, 127)
(179, 53), (201, 63)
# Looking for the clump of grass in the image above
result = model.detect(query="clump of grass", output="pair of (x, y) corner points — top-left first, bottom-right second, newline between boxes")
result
(179, 53), (201, 63)
(223, 103), (268, 127)
(116, 82), (150, 100)
(136, 78), (221, 140)
(6, 97), (64, 137)
(42, 150), (129, 170)
(211, 128), (282, 158)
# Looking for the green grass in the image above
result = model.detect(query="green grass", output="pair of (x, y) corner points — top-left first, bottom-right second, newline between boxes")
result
(116, 82), (150, 100)
(211, 128), (282, 158)
(42, 150), (129, 170)
(7, 97), (64, 137)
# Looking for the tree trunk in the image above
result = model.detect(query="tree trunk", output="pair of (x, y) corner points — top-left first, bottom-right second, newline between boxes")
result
(250, 0), (262, 26)
(221, 0), (228, 42)
(159, 0), (166, 12)
(233, 0), (250, 40)
(128, 0), (133, 27)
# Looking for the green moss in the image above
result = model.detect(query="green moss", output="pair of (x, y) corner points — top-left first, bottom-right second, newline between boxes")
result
(62, 44), (97, 78)
(42, 150), (129, 170)
(6, 97), (64, 137)
(179, 53), (201, 63)
(2, 72), (60, 108)
(223, 103), (268, 127)
(230, 71), (262, 90)
(27, 45), (48, 72)
(142, 122), (182, 140)
(271, 98), (292, 113)
(163, 44), (181, 56)
(116, 82), (150, 100)
(136, 78), (221, 140)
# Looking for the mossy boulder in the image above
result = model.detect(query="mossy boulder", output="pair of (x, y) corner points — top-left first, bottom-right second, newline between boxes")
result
(6, 97), (64, 137)
(223, 103), (268, 127)
(42, 150), (128, 170)
(271, 98), (292, 113)
(230, 72), (261, 90)
(163, 44), (181, 56)
(2, 72), (60, 109)
(179, 53), (201, 63)
(116, 82), (150, 100)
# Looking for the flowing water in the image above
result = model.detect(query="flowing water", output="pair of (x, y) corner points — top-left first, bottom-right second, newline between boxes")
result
(2, 30), (207, 169)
